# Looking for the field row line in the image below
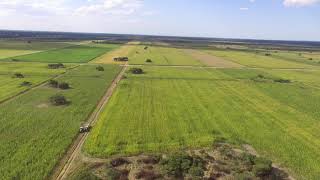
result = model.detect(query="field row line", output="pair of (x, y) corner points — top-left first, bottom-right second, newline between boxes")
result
(122, 64), (320, 71)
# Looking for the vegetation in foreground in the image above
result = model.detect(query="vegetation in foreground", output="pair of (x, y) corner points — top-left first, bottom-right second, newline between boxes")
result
(71, 143), (290, 180)
(85, 66), (320, 179)
(0, 65), (121, 180)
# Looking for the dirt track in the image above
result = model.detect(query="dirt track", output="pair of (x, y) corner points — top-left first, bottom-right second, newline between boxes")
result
(52, 63), (127, 180)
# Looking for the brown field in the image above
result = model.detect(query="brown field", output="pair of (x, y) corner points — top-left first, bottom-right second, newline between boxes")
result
(184, 49), (244, 67)
(92, 45), (135, 64)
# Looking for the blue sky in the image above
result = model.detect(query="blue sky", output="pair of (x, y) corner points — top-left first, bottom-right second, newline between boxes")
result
(0, 0), (319, 41)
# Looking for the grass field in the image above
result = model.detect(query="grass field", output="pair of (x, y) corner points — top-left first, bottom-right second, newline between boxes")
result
(6, 44), (118, 63)
(0, 62), (71, 102)
(0, 64), (121, 180)
(205, 50), (317, 69)
(84, 66), (320, 179)
(128, 46), (203, 66)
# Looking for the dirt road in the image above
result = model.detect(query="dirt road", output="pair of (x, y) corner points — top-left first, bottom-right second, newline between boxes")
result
(52, 63), (127, 180)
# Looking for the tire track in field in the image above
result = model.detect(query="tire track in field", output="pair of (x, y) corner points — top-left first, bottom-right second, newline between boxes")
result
(0, 65), (80, 105)
(53, 63), (128, 180)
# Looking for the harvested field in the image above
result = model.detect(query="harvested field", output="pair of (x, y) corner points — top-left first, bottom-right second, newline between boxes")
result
(184, 49), (244, 67)
(92, 45), (135, 64)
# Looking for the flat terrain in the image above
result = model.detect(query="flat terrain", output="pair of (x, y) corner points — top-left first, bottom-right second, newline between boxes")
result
(0, 64), (121, 180)
(128, 46), (203, 66)
(184, 49), (243, 67)
(0, 62), (69, 102)
(6, 44), (118, 63)
(205, 50), (317, 69)
(92, 45), (134, 64)
(84, 66), (320, 179)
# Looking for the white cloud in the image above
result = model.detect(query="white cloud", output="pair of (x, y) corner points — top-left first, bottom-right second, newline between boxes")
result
(240, 7), (249, 10)
(283, 0), (320, 7)
(74, 0), (143, 16)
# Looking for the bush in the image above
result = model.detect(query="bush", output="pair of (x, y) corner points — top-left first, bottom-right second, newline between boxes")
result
(162, 153), (193, 177)
(274, 79), (291, 83)
(257, 74), (265, 79)
(265, 53), (271, 56)
(20, 81), (32, 87)
(96, 66), (104, 71)
(130, 68), (144, 74)
(48, 80), (59, 88)
(146, 59), (152, 63)
(58, 82), (70, 90)
(50, 95), (68, 106)
(48, 63), (65, 69)
(110, 158), (130, 167)
(188, 166), (204, 177)
(13, 73), (24, 78)
(106, 168), (129, 180)
(309, 58), (313, 60)
(253, 157), (273, 177)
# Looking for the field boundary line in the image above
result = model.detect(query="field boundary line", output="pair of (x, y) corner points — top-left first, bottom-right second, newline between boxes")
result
(0, 65), (81, 105)
(52, 63), (127, 180)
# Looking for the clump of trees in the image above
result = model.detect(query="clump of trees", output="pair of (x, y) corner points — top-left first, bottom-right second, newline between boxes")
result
(146, 59), (152, 63)
(130, 68), (144, 74)
(48, 63), (65, 69)
(20, 81), (32, 86)
(96, 66), (104, 71)
(48, 80), (70, 89)
(58, 82), (70, 89)
(13, 73), (24, 78)
(274, 79), (291, 83)
(160, 153), (205, 178)
(49, 94), (68, 106)
(114, 57), (129, 62)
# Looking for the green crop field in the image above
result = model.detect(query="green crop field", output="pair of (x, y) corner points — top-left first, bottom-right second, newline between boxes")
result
(84, 66), (320, 179)
(128, 46), (203, 66)
(0, 64), (121, 180)
(7, 44), (119, 63)
(0, 62), (71, 102)
(204, 50), (317, 69)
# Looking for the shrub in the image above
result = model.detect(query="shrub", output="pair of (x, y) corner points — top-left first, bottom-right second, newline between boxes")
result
(309, 58), (313, 60)
(188, 166), (204, 177)
(110, 158), (130, 167)
(49, 95), (68, 106)
(106, 168), (129, 180)
(265, 53), (271, 56)
(58, 82), (70, 90)
(253, 157), (273, 177)
(146, 59), (152, 63)
(257, 74), (265, 79)
(96, 66), (104, 71)
(48, 63), (65, 69)
(162, 153), (193, 177)
(274, 79), (291, 83)
(48, 80), (59, 88)
(13, 73), (24, 78)
(20, 81), (32, 87)
(130, 68), (144, 74)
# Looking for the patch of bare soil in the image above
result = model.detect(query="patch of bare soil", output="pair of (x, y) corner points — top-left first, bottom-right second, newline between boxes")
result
(67, 143), (293, 180)
(37, 103), (49, 108)
(184, 49), (244, 68)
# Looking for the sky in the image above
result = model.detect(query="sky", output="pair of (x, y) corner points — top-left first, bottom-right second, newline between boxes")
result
(0, 0), (319, 41)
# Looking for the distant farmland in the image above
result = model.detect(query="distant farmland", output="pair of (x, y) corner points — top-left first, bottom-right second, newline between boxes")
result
(6, 44), (119, 63)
